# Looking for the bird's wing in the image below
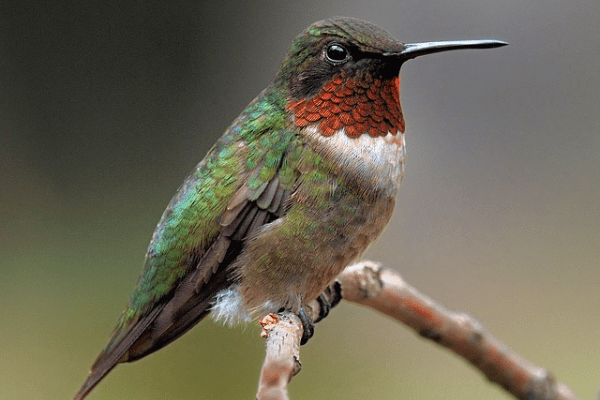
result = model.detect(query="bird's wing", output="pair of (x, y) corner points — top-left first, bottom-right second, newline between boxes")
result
(121, 175), (293, 362)
(73, 100), (302, 400)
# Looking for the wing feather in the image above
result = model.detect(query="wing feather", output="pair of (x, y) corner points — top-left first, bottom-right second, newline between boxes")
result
(74, 102), (302, 399)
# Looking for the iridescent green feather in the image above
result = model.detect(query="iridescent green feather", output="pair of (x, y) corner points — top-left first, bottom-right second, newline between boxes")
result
(103, 86), (295, 352)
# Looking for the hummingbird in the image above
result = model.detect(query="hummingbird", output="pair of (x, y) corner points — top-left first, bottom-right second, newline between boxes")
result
(73, 16), (506, 399)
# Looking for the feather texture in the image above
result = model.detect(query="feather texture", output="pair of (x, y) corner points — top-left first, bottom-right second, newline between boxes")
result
(73, 87), (298, 400)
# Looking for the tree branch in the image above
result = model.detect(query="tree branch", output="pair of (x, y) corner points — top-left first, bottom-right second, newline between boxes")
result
(257, 260), (581, 400)
(256, 313), (303, 400)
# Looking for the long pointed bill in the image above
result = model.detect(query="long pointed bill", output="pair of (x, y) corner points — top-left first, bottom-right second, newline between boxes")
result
(385, 39), (508, 60)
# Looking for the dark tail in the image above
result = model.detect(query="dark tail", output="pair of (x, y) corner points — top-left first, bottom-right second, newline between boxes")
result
(72, 359), (117, 400)
(72, 304), (165, 400)
(72, 234), (237, 399)
(72, 261), (231, 399)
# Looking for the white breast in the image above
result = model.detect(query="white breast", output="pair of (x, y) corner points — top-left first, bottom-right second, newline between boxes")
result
(302, 124), (406, 198)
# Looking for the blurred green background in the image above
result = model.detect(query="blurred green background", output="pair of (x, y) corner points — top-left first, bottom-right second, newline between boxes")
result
(1, 0), (598, 399)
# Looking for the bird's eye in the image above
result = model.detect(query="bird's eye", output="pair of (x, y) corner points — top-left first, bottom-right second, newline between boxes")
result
(325, 43), (349, 63)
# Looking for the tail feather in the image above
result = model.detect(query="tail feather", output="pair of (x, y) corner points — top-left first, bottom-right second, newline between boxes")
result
(72, 305), (164, 400)
(72, 249), (234, 399)
(73, 234), (240, 399)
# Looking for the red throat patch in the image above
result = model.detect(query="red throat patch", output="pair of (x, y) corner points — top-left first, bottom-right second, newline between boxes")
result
(287, 73), (405, 138)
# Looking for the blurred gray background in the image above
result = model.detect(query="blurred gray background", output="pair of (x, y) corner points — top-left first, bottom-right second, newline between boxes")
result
(1, 1), (598, 399)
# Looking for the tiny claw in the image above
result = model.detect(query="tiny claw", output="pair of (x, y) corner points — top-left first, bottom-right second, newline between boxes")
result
(314, 281), (343, 323)
(314, 294), (331, 322)
(297, 307), (314, 345)
(328, 281), (343, 308)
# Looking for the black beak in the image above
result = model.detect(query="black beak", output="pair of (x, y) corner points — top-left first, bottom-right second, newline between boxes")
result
(384, 39), (508, 60)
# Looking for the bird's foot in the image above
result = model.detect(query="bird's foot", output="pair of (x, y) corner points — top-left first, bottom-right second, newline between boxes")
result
(297, 281), (343, 345)
(314, 281), (342, 323)
(273, 282), (343, 346)
(315, 293), (331, 322)
(273, 307), (314, 345)
(297, 307), (314, 345)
